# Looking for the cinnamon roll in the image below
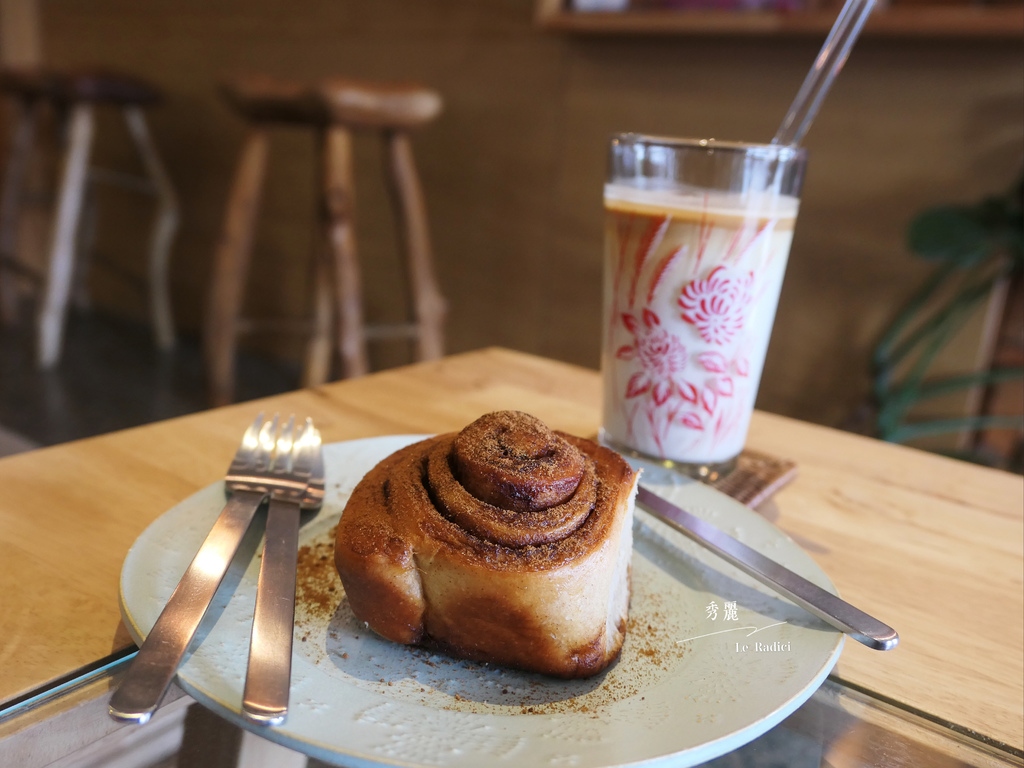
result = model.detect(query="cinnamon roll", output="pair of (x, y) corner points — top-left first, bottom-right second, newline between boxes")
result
(334, 410), (638, 678)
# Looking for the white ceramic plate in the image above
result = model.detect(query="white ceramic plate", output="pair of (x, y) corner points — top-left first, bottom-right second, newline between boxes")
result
(119, 436), (843, 768)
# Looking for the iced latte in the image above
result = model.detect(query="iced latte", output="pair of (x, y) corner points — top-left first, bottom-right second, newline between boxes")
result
(601, 174), (801, 472)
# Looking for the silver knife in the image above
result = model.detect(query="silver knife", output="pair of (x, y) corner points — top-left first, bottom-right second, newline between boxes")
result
(636, 485), (899, 651)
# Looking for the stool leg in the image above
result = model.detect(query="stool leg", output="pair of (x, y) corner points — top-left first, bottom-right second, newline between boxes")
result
(302, 227), (335, 388)
(70, 182), (97, 311)
(0, 98), (36, 324)
(301, 132), (334, 388)
(124, 105), (180, 350)
(322, 127), (368, 379)
(38, 103), (94, 368)
(205, 129), (269, 407)
(385, 131), (445, 361)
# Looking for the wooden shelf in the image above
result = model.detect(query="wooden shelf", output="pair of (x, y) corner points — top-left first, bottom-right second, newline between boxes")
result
(536, 1), (1024, 38)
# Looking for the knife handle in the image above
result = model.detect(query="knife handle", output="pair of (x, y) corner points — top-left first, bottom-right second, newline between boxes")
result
(637, 486), (899, 651)
(109, 489), (266, 725)
(241, 497), (300, 726)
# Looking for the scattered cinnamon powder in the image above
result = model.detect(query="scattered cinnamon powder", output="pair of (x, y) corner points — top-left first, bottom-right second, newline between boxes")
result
(293, 523), (690, 718)
(295, 525), (344, 630)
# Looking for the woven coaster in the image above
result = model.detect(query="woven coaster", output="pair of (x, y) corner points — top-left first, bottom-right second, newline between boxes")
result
(710, 449), (798, 508)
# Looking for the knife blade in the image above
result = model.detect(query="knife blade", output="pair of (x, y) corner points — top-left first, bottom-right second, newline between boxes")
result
(636, 485), (899, 651)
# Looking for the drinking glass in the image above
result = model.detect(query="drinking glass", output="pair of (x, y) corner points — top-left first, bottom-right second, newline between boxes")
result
(600, 134), (808, 480)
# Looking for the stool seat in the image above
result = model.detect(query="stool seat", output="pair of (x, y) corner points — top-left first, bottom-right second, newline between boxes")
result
(220, 75), (441, 130)
(0, 67), (161, 106)
(320, 78), (442, 129)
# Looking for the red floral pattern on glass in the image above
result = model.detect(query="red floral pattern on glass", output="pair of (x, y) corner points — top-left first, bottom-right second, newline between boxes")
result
(677, 265), (754, 346)
(697, 351), (728, 373)
(611, 272), (759, 454)
(617, 310), (688, 406)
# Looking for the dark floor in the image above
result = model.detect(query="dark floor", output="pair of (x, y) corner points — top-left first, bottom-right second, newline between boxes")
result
(0, 310), (299, 447)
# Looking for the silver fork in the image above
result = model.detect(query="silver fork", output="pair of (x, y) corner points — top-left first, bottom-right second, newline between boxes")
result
(109, 413), (323, 725)
(242, 416), (323, 725)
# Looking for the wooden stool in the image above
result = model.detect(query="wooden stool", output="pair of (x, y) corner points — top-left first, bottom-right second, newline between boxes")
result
(205, 75), (446, 406)
(0, 67), (180, 367)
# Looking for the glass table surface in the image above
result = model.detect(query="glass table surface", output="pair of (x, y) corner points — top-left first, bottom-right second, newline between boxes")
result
(700, 675), (1022, 768)
(3, 659), (1021, 768)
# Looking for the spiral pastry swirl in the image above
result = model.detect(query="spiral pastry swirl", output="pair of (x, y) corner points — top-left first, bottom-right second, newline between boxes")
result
(334, 410), (638, 678)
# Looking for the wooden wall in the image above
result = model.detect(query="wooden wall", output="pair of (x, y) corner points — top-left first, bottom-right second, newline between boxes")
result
(23, 0), (1024, 427)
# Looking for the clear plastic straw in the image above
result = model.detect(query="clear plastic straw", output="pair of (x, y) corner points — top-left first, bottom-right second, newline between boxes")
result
(772, 0), (878, 146)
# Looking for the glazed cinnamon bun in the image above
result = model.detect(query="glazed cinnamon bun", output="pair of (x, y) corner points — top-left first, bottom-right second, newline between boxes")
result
(333, 410), (638, 678)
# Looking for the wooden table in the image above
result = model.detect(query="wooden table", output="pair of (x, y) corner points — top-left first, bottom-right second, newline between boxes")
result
(1, 348), (1021, 764)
